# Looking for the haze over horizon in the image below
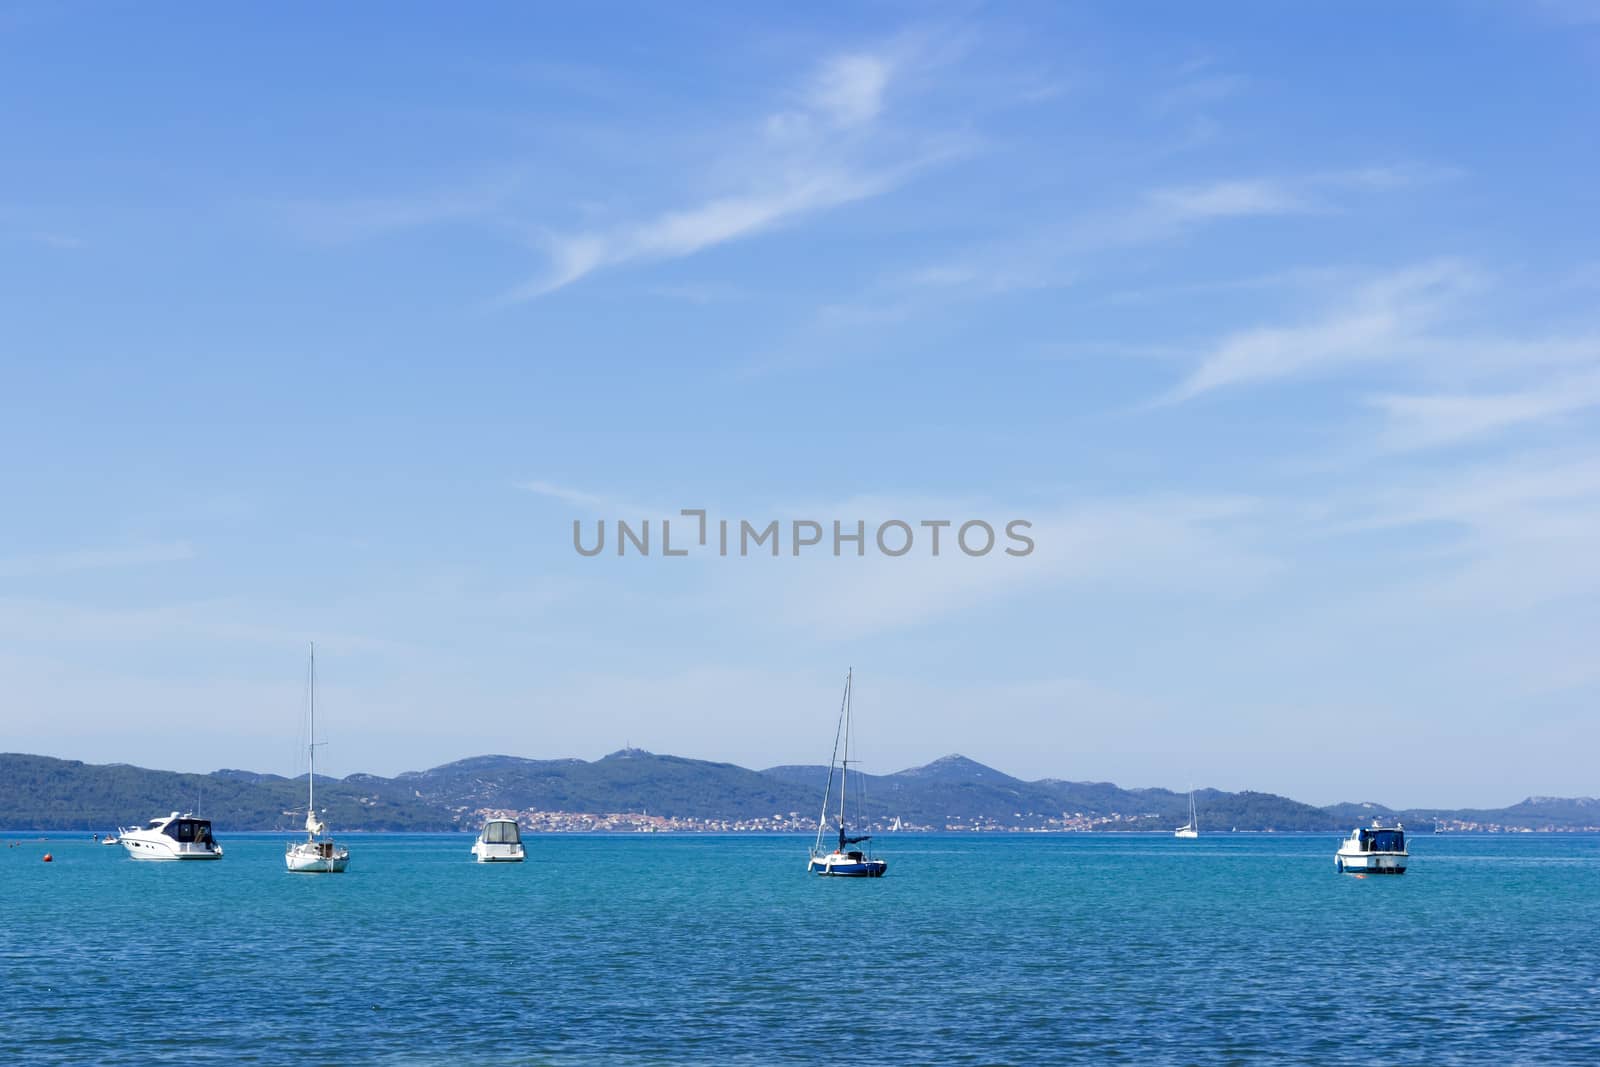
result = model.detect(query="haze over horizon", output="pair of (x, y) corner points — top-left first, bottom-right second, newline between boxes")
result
(4, 6), (1599, 810)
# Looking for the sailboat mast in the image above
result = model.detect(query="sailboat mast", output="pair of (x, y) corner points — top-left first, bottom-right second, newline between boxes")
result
(814, 671), (849, 855)
(308, 642), (315, 823)
(838, 669), (851, 840)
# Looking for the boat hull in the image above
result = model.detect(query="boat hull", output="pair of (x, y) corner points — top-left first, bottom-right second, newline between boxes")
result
(119, 838), (222, 860)
(119, 838), (222, 863)
(808, 857), (888, 877)
(286, 842), (349, 873)
(1335, 851), (1407, 874)
(471, 844), (525, 863)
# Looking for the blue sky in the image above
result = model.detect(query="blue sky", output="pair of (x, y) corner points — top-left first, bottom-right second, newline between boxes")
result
(3, 3), (1598, 806)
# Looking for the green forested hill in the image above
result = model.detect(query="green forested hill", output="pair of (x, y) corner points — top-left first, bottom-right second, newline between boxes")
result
(0, 754), (453, 831)
(1, 751), (1591, 832)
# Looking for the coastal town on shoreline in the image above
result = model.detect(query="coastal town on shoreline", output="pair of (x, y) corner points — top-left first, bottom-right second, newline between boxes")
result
(470, 807), (1600, 835)
(471, 807), (1139, 833)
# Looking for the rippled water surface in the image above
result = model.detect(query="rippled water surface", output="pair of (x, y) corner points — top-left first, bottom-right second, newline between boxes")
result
(4, 832), (1598, 1064)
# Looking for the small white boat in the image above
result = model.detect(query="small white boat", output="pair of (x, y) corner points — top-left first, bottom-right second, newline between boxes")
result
(1174, 787), (1199, 839)
(286, 831), (348, 873)
(807, 669), (887, 878)
(471, 818), (526, 863)
(100, 835), (120, 846)
(1336, 820), (1408, 875)
(285, 643), (350, 874)
(118, 812), (222, 860)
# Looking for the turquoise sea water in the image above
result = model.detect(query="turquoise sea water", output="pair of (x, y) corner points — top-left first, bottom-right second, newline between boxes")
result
(3, 832), (1598, 1065)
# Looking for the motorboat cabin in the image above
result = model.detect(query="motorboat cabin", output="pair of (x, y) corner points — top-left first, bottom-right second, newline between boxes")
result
(471, 818), (526, 863)
(118, 812), (223, 861)
(1335, 821), (1408, 874)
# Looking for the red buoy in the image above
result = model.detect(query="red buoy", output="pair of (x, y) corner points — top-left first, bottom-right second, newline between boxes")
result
(42, 853), (53, 862)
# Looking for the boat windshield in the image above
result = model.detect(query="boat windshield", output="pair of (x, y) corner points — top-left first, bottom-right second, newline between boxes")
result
(163, 819), (214, 844)
(1359, 829), (1405, 852)
(483, 821), (521, 845)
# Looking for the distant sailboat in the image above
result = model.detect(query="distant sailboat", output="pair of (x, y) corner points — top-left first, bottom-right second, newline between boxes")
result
(1174, 787), (1199, 839)
(807, 669), (887, 877)
(890, 816), (903, 832)
(285, 643), (350, 873)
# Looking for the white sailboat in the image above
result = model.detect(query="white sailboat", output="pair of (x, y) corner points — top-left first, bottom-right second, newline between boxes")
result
(1174, 787), (1199, 839)
(807, 669), (887, 877)
(285, 642), (350, 873)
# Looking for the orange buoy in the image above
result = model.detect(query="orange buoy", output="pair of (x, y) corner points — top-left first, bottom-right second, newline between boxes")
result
(42, 853), (53, 862)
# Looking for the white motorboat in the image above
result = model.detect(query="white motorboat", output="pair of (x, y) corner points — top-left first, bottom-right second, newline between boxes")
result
(471, 818), (526, 863)
(807, 669), (887, 878)
(118, 812), (222, 860)
(1336, 820), (1408, 875)
(1174, 787), (1199, 839)
(285, 642), (350, 874)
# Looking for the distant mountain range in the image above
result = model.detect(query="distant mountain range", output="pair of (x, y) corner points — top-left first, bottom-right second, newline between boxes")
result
(3, 749), (1596, 832)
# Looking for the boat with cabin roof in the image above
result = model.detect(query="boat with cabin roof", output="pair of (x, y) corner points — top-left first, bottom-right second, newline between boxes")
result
(471, 818), (526, 862)
(1335, 820), (1408, 874)
(118, 812), (222, 860)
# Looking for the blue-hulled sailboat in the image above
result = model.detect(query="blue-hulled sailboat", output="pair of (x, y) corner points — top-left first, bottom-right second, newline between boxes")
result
(807, 669), (888, 878)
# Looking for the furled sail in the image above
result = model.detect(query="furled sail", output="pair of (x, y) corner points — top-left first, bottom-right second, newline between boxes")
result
(305, 810), (326, 835)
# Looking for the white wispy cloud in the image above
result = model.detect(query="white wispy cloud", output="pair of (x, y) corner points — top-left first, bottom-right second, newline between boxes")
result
(1160, 256), (1600, 460)
(516, 480), (613, 509)
(1336, 452), (1600, 616)
(1353, 453), (1600, 534)
(803, 53), (893, 127)
(504, 46), (946, 301)
(1152, 71), (1249, 116)
(1144, 178), (1309, 223)
(1369, 367), (1600, 452)
(1312, 163), (1465, 190)
(1165, 259), (1478, 401)
(1141, 165), (1456, 230)
(895, 167), (1449, 301)
(515, 170), (898, 299)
